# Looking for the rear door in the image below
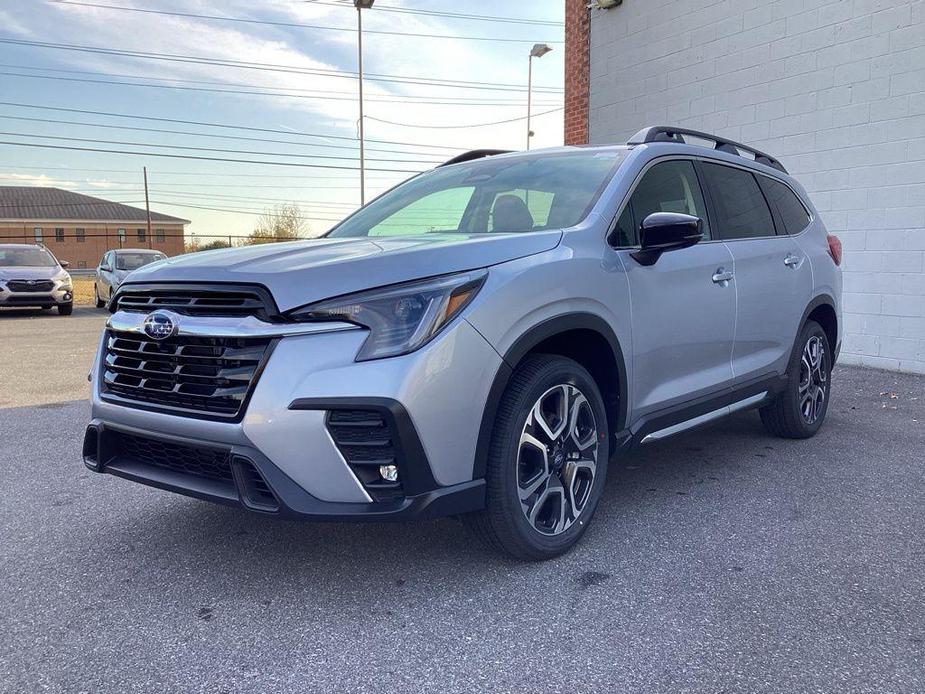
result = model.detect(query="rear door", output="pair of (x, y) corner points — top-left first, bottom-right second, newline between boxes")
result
(699, 162), (814, 381)
(614, 159), (737, 417)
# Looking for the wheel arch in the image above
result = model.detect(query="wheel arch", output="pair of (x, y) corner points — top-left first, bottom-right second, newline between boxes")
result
(798, 294), (838, 363)
(472, 313), (628, 480)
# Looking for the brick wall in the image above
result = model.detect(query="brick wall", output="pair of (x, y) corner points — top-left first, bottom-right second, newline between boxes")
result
(564, 0), (591, 145)
(584, 0), (925, 374)
(0, 223), (185, 270)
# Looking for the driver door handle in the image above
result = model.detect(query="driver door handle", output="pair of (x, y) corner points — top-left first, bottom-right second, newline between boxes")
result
(712, 268), (734, 284)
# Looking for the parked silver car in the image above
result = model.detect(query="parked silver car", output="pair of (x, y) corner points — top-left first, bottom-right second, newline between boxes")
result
(83, 127), (843, 560)
(94, 249), (167, 308)
(0, 244), (73, 315)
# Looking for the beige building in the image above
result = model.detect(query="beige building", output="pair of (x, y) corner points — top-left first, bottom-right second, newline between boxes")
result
(0, 187), (188, 269)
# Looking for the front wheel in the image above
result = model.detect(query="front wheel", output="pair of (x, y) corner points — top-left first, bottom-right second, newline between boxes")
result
(58, 302), (73, 316)
(94, 284), (105, 308)
(464, 354), (609, 561)
(760, 320), (831, 439)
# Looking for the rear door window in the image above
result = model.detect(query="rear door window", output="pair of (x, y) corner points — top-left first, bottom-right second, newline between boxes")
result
(701, 163), (776, 240)
(758, 176), (811, 235)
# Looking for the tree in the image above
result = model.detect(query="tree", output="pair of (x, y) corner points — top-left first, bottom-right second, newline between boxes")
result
(184, 238), (231, 253)
(247, 203), (308, 245)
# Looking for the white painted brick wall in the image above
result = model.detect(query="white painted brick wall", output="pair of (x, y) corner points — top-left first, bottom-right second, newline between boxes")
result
(588, 0), (925, 374)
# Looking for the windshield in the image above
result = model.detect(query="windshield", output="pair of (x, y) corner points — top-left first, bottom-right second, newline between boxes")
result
(0, 247), (58, 268)
(116, 252), (166, 271)
(327, 150), (628, 238)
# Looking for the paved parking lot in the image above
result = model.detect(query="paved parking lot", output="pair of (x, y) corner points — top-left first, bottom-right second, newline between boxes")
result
(1, 309), (923, 693)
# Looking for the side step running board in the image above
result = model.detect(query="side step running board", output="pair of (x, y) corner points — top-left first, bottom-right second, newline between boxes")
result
(641, 392), (768, 444)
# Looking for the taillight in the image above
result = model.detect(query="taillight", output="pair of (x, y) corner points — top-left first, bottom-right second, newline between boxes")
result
(827, 234), (842, 266)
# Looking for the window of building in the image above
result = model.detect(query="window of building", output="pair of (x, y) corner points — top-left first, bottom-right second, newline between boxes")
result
(155, 228), (165, 243)
(137, 227), (146, 242)
(55, 228), (65, 242)
(758, 176), (811, 236)
(117, 228), (126, 244)
(700, 163), (776, 240)
(77, 260), (87, 269)
(34, 227), (43, 243)
(76, 228), (86, 243)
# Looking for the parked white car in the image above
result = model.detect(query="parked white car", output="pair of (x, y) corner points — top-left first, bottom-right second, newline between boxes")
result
(94, 249), (166, 307)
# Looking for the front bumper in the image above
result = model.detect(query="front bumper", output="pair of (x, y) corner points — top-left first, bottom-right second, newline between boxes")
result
(0, 283), (72, 308)
(86, 314), (502, 520)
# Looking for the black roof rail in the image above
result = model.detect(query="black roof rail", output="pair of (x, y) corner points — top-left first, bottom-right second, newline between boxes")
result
(627, 126), (788, 174)
(439, 149), (512, 167)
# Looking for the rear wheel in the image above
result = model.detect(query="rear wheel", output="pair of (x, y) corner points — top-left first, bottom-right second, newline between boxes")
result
(464, 354), (609, 561)
(57, 302), (73, 316)
(760, 320), (831, 439)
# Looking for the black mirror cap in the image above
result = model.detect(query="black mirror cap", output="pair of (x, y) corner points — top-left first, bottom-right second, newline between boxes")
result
(632, 212), (703, 266)
(59, 260), (70, 269)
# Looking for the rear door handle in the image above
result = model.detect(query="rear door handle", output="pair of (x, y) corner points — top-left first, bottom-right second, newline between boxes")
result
(784, 254), (802, 268)
(712, 268), (734, 284)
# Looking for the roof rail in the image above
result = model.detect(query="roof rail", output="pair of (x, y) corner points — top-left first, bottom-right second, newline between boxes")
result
(627, 126), (788, 174)
(439, 149), (512, 167)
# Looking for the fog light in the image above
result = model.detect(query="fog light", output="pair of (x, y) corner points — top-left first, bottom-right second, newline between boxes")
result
(64, 292), (73, 301)
(379, 464), (399, 482)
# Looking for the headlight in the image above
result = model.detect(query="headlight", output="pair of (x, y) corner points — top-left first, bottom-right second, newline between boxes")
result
(290, 270), (487, 361)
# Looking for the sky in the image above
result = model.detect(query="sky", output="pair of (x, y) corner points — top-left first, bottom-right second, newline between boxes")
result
(0, 0), (565, 240)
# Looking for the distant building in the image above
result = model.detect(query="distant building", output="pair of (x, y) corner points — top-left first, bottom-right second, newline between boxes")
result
(0, 187), (189, 269)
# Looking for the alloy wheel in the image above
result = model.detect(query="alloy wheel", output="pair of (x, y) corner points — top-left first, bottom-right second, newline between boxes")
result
(517, 384), (599, 536)
(799, 335), (827, 424)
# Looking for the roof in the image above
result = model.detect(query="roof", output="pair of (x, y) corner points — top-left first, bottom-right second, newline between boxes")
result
(0, 187), (189, 223)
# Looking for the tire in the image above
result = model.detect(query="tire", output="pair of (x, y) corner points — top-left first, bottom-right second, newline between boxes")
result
(463, 354), (610, 561)
(57, 302), (73, 316)
(94, 285), (105, 308)
(760, 320), (831, 439)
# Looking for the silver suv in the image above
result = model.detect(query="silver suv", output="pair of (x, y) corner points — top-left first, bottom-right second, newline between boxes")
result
(83, 127), (843, 560)
(0, 244), (73, 315)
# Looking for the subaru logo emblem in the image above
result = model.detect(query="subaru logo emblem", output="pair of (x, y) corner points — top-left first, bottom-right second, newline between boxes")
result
(142, 311), (178, 340)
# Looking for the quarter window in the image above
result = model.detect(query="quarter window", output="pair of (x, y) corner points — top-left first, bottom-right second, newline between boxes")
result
(616, 160), (711, 246)
(701, 163), (776, 240)
(758, 176), (811, 235)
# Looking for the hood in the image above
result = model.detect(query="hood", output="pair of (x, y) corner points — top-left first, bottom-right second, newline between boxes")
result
(0, 266), (62, 281)
(122, 231), (562, 312)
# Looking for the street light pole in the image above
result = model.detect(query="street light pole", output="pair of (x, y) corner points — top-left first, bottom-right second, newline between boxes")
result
(526, 43), (553, 151)
(355, 0), (374, 205)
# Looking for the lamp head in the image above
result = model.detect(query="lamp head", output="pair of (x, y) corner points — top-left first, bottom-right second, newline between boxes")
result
(530, 43), (553, 58)
(354, 0), (375, 7)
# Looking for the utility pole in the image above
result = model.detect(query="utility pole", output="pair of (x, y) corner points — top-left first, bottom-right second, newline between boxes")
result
(355, 0), (374, 205)
(143, 166), (152, 247)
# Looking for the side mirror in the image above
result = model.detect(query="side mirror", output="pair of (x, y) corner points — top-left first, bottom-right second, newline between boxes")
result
(59, 260), (70, 269)
(631, 212), (703, 266)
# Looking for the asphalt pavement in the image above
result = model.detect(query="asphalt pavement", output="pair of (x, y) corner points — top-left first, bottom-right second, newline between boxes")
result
(0, 309), (923, 693)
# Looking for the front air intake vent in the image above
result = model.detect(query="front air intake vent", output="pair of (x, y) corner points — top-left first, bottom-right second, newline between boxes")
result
(326, 409), (403, 501)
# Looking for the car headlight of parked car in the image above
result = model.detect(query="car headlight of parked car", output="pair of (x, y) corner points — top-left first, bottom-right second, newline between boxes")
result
(57, 270), (72, 290)
(290, 269), (487, 361)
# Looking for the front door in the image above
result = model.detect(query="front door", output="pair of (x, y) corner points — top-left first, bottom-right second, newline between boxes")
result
(614, 159), (737, 418)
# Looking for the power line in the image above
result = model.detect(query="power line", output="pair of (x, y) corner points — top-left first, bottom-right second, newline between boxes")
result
(49, 1), (564, 44)
(0, 131), (445, 164)
(0, 38), (563, 93)
(0, 165), (409, 180)
(367, 107), (563, 129)
(0, 102), (461, 153)
(303, 0), (563, 27)
(0, 68), (562, 107)
(0, 140), (427, 172)
(0, 64), (560, 106)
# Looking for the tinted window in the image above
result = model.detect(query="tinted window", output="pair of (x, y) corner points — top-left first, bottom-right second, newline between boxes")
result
(329, 151), (627, 238)
(759, 176), (811, 235)
(619, 160), (711, 245)
(701, 163), (775, 239)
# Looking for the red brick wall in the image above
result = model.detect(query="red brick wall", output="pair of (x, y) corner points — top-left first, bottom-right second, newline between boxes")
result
(0, 223), (185, 270)
(564, 0), (591, 145)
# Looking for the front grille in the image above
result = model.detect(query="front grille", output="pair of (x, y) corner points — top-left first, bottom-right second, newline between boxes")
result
(101, 330), (274, 419)
(7, 279), (55, 292)
(327, 409), (403, 501)
(116, 431), (233, 484)
(113, 285), (275, 319)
